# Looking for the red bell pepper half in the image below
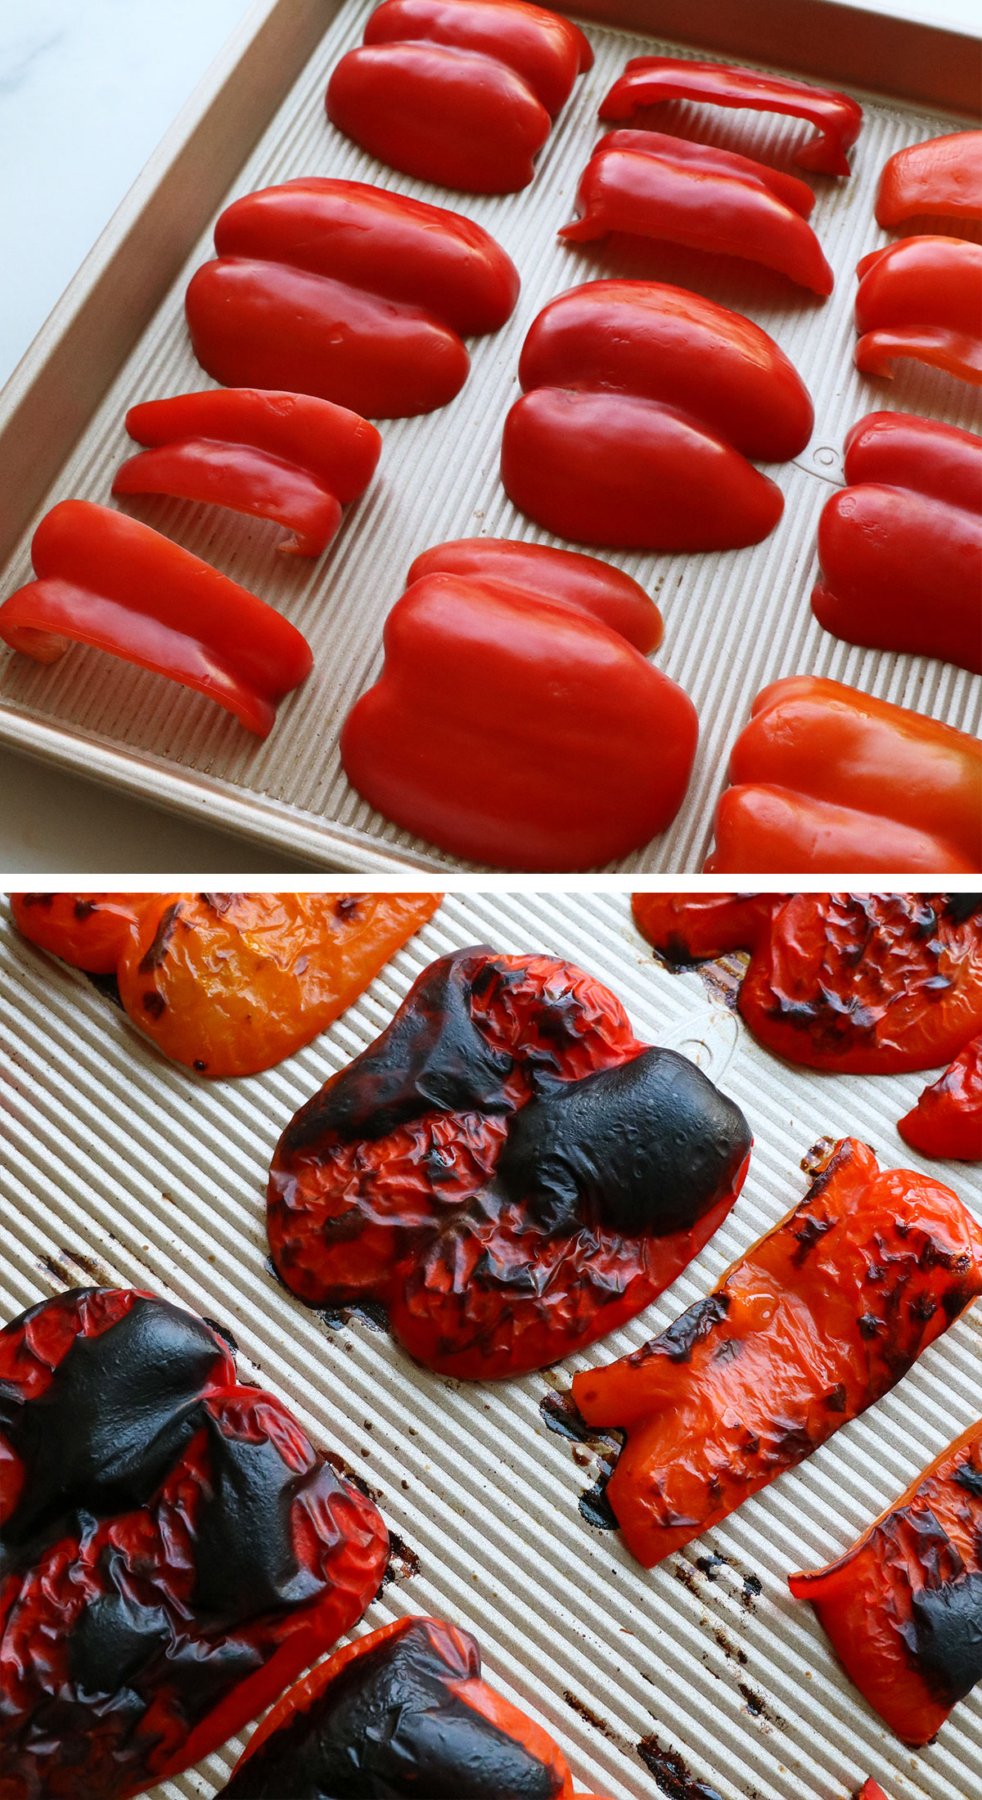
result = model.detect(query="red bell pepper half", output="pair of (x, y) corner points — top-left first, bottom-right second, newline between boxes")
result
(598, 57), (862, 177)
(185, 179), (519, 418)
(560, 130), (834, 295)
(899, 1034), (982, 1162)
(267, 946), (752, 1379)
(572, 1136), (982, 1568)
(113, 389), (382, 557)
(854, 237), (982, 385)
(326, 0), (593, 194)
(876, 129), (982, 233)
(789, 1418), (982, 1745)
(0, 1286), (388, 1800)
(500, 280), (813, 551)
(340, 538), (695, 868)
(0, 499), (312, 737)
(706, 676), (982, 873)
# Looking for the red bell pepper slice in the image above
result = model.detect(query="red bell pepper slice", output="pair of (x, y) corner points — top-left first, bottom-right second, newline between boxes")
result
(326, 0), (592, 194)
(185, 178), (519, 417)
(560, 130), (834, 295)
(899, 1034), (982, 1162)
(267, 946), (752, 1379)
(501, 279), (813, 550)
(789, 1418), (982, 1745)
(598, 56), (862, 177)
(341, 538), (695, 868)
(876, 129), (982, 233)
(854, 237), (982, 385)
(113, 389), (382, 557)
(0, 499), (312, 737)
(572, 1136), (982, 1568)
(0, 1286), (388, 1800)
(706, 676), (982, 873)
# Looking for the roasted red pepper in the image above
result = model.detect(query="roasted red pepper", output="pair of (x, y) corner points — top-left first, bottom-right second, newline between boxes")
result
(854, 237), (982, 385)
(0, 1286), (388, 1799)
(789, 1418), (982, 1745)
(340, 539), (695, 868)
(561, 130), (834, 295)
(185, 179), (519, 417)
(598, 57), (862, 177)
(706, 676), (982, 873)
(899, 1034), (982, 1162)
(572, 1137), (982, 1568)
(501, 280), (813, 550)
(327, 0), (592, 193)
(875, 130), (982, 233)
(268, 946), (751, 1379)
(854, 1784), (891, 1800)
(811, 411), (982, 674)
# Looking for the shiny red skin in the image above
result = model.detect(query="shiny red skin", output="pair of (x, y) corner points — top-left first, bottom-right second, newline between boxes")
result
(854, 237), (982, 386)
(899, 1034), (982, 1162)
(598, 56), (863, 177)
(855, 1785), (891, 1800)
(573, 1137), (982, 1568)
(185, 179), (519, 418)
(876, 130), (982, 232)
(0, 499), (312, 737)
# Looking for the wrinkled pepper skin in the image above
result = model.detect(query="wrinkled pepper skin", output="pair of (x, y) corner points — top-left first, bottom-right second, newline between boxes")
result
(185, 179), (519, 418)
(876, 130), (982, 232)
(811, 412), (982, 674)
(561, 130), (834, 295)
(0, 500), (312, 737)
(789, 1418), (982, 1745)
(899, 1035), (982, 1162)
(707, 676), (982, 874)
(501, 280), (813, 550)
(268, 947), (752, 1379)
(854, 237), (982, 385)
(0, 1287), (388, 1800)
(113, 389), (382, 557)
(10, 891), (441, 1079)
(598, 57), (863, 177)
(572, 1137), (982, 1568)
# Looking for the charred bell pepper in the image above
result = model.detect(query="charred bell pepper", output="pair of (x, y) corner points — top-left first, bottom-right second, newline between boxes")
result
(0, 499), (312, 737)
(500, 280), (813, 550)
(811, 411), (982, 675)
(339, 538), (695, 869)
(267, 945), (752, 1379)
(899, 1034), (982, 1162)
(10, 890), (441, 1079)
(706, 676), (982, 873)
(326, 0), (593, 194)
(572, 1137), (982, 1568)
(185, 179), (519, 418)
(0, 1286), (388, 1800)
(854, 237), (982, 385)
(875, 130), (982, 233)
(597, 57), (863, 177)
(789, 1418), (982, 1745)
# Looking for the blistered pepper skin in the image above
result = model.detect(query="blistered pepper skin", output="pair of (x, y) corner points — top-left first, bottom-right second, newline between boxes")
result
(876, 130), (982, 232)
(899, 1034), (982, 1162)
(572, 1138), (982, 1568)
(854, 237), (982, 386)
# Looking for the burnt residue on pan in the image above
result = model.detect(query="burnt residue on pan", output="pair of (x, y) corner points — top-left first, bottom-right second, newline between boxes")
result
(380, 1529), (422, 1589)
(319, 1298), (389, 1334)
(539, 1386), (623, 1531)
(637, 1735), (725, 1800)
(562, 1689), (621, 1744)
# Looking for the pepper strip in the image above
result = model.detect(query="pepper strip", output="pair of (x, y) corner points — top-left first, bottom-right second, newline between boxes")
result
(899, 1035), (982, 1163)
(876, 130), (982, 233)
(855, 237), (982, 386)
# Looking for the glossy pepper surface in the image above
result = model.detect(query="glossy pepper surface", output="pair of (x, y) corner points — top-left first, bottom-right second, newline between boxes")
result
(899, 1034), (982, 1162)
(572, 1137), (982, 1567)
(326, 0), (592, 194)
(113, 389), (382, 556)
(789, 1418), (982, 1744)
(340, 539), (695, 869)
(0, 499), (312, 737)
(706, 676), (982, 873)
(811, 411), (982, 674)
(875, 130), (982, 232)
(501, 280), (813, 550)
(854, 1785), (891, 1800)
(185, 179), (519, 417)
(10, 890), (441, 1079)
(854, 237), (982, 385)
(0, 1287), (388, 1800)
(268, 945), (752, 1379)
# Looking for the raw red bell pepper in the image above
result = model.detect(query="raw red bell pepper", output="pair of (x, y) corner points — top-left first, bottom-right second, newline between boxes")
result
(113, 389), (382, 557)
(0, 499), (312, 737)
(572, 1136), (982, 1568)
(854, 237), (982, 385)
(854, 1784), (891, 1800)
(185, 178), (519, 418)
(706, 676), (982, 873)
(500, 279), (813, 550)
(899, 1034), (982, 1162)
(340, 539), (696, 868)
(326, 0), (593, 193)
(560, 130), (834, 295)
(0, 1286), (388, 1800)
(267, 946), (752, 1379)
(789, 1418), (982, 1745)
(597, 57), (863, 177)
(875, 129), (982, 232)
(811, 411), (982, 674)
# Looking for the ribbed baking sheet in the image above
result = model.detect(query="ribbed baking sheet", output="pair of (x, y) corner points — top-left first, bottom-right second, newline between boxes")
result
(1, 889), (980, 1799)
